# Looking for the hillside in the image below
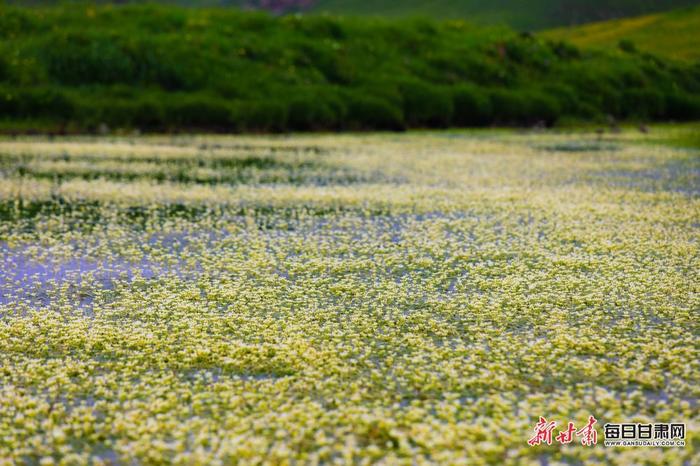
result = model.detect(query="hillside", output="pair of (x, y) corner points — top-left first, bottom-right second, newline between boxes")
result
(0, 4), (699, 133)
(10, 0), (700, 30)
(544, 5), (700, 61)
(311, 0), (700, 30)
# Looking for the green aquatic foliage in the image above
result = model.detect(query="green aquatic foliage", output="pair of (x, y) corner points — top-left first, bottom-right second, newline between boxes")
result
(0, 128), (698, 464)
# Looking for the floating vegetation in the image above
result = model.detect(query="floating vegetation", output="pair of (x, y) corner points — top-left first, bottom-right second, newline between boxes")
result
(0, 130), (698, 464)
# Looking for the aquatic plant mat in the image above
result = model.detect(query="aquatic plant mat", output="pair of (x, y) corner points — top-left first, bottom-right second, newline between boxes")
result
(0, 129), (698, 464)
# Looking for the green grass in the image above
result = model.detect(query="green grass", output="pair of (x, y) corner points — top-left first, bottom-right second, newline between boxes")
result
(20, 0), (699, 30)
(637, 122), (700, 149)
(311, 0), (700, 30)
(312, 0), (554, 29)
(544, 5), (700, 61)
(1, 3), (699, 133)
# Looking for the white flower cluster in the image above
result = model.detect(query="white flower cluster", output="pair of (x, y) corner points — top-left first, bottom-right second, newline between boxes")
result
(0, 129), (697, 464)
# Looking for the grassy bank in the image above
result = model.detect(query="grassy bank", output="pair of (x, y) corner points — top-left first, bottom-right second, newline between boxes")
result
(1, 4), (699, 133)
(17, 1), (699, 30)
(311, 0), (700, 30)
(544, 5), (700, 61)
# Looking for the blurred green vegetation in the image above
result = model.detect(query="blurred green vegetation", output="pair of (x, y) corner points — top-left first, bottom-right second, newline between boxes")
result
(311, 0), (700, 30)
(16, 1), (699, 31)
(1, 3), (699, 133)
(544, 5), (700, 61)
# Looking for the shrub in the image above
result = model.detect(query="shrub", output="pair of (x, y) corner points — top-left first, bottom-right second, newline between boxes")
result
(94, 100), (137, 127)
(44, 34), (136, 86)
(665, 92), (700, 120)
(344, 93), (405, 131)
(489, 89), (560, 125)
(164, 96), (233, 129)
(621, 88), (666, 119)
(541, 83), (582, 116)
(79, 96), (166, 130)
(234, 100), (289, 132)
(0, 87), (74, 119)
(618, 40), (638, 54)
(0, 57), (8, 82)
(0, 89), (20, 117)
(549, 40), (581, 60)
(397, 80), (453, 127)
(292, 16), (346, 40)
(127, 41), (196, 91)
(525, 91), (561, 125)
(451, 84), (492, 126)
(489, 89), (525, 124)
(287, 96), (331, 131)
(0, 8), (37, 37)
(133, 99), (166, 130)
(285, 88), (346, 131)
